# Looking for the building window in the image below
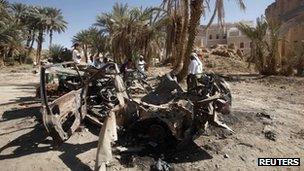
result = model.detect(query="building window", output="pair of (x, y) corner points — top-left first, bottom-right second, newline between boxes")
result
(240, 42), (244, 48)
(216, 34), (219, 39)
(250, 42), (253, 48)
(209, 34), (213, 40)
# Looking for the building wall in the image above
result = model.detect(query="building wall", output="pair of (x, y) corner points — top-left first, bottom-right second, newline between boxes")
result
(265, 0), (304, 58)
(195, 22), (253, 55)
(227, 29), (252, 56)
(204, 27), (227, 48)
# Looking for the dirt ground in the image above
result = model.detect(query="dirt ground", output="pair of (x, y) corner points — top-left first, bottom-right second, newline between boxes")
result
(0, 64), (303, 171)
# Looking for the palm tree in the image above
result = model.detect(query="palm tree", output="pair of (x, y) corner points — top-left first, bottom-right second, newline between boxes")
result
(34, 6), (49, 64)
(26, 6), (67, 64)
(0, 21), (25, 64)
(94, 3), (168, 63)
(0, 1), (26, 64)
(86, 27), (108, 57)
(10, 3), (28, 23)
(48, 44), (64, 63)
(45, 7), (67, 48)
(72, 29), (91, 62)
(23, 5), (41, 56)
(1, 1), (67, 65)
(48, 44), (72, 63)
(11, 3), (30, 48)
(176, 0), (246, 81)
(72, 27), (109, 61)
(237, 17), (281, 75)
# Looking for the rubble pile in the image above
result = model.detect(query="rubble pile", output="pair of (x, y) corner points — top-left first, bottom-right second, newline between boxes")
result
(210, 44), (243, 59)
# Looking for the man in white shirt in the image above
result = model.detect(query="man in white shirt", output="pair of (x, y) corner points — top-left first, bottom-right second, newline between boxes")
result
(87, 55), (95, 67)
(187, 52), (203, 92)
(137, 55), (146, 78)
(72, 43), (82, 64)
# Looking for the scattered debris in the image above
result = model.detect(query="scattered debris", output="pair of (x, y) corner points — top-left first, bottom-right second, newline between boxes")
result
(240, 156), (246, 161)
(264, 131), (277, 141)
(32, 70), (38, 74)
(210, 45), (243, 59)
(237, 142), (253, 148)
(297, 129), (304, 139)
(263, 126), (277, 141)
(224, 154), (229, 158)
(256, 112), (272, 120)
(292, 129), (304, 139)
(150, 158), (171, 171)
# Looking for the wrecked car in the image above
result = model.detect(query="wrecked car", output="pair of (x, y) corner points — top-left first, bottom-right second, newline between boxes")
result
(40, 61), (121, 143)
(39, 61), (233, 169)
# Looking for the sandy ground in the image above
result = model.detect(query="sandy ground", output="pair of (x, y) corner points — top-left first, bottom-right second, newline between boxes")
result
(0, 65), (303, 171)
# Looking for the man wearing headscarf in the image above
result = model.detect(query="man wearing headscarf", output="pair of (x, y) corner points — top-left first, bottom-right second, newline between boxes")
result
(187, 52), (203, 92)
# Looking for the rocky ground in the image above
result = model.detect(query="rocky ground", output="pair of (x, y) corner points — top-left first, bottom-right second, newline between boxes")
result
(0, 61), (303, 170)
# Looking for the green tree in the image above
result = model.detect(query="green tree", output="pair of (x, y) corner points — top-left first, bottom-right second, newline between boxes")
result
(48, 44), (72, 63)
(94, 3), (168, 63)
(72, 29), (91, 62)
(45, 7), (67, 48)
(237, 17), (280, 75)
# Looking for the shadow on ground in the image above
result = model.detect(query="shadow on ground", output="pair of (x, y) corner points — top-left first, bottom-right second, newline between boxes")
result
(0, 96), (216, 171)
(219, 73), (268, 82)
(0, 82), (38, 106)
(0, 105), (97, 171)
(1, 105), (40, 122)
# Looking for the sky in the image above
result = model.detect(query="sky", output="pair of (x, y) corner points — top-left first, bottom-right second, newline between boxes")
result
(8, 0), (275, 48)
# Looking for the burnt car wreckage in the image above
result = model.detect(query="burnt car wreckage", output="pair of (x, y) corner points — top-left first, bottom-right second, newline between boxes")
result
(39, 61), (234, 170)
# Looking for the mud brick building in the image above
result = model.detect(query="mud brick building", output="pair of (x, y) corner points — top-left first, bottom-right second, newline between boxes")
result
(195, 21), (253, 56)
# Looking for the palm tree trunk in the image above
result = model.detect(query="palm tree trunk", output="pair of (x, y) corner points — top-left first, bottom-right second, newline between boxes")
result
(172, 16), (182, 67)
(164, 1), (174, 61)
(0, 55), (4, 66)
(28, 32), (36, 56)
(7, 48), (13, 61)
(49, 30), (53, 49)
(1, 52), (5, 66)
(83, 44), (88, 63)
(177, 0), (203, 81)
(165, 25), (174, 60)
(36, 30), (44, 64)
(172, 0), (189, 75)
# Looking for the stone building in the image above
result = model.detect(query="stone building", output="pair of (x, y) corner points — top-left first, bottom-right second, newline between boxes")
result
(265, 0), (304, 58)
(195, 21), (253, 56)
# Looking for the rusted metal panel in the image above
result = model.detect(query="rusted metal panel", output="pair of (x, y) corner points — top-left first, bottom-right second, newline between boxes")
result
(40, 63), (87, 143)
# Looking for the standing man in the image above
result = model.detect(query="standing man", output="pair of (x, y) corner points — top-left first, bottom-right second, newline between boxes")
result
(187, 52), (203, 92)
(87, 55), (95, 67)
(72, 43), (82, 64)
(137, 55), (146, 78)
(120, 58), (133, 79)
